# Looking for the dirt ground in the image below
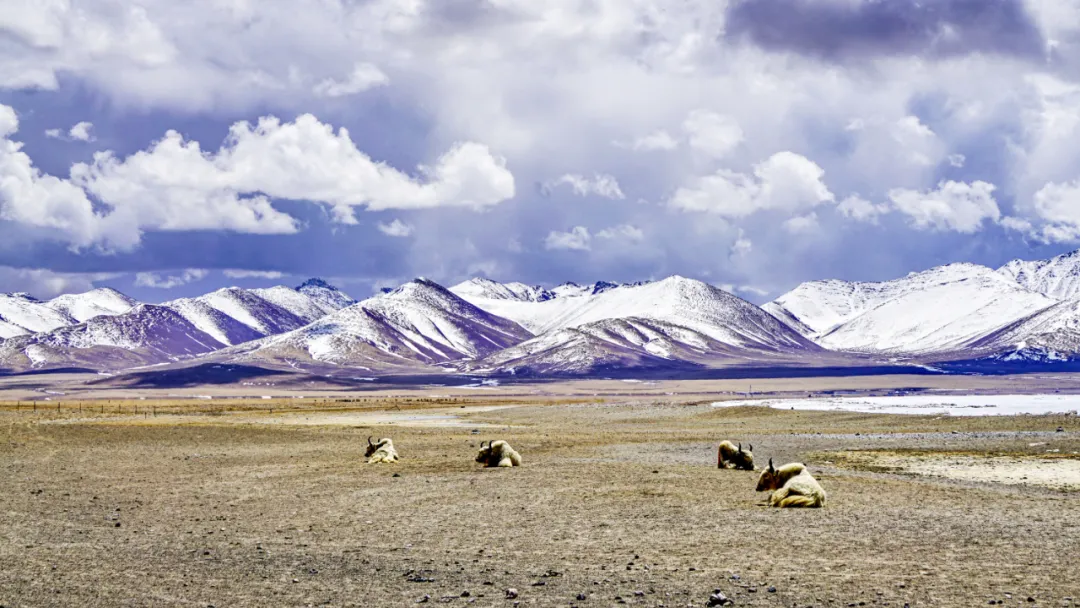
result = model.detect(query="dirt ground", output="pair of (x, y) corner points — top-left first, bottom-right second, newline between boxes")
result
(2, 389), (1080, 607)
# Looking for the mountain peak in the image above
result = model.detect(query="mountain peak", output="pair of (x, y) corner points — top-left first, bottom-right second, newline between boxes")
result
(297, 277), (336, 290)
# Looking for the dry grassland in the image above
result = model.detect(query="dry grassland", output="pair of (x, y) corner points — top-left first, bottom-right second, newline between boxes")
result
(1, 386), (1079, 607)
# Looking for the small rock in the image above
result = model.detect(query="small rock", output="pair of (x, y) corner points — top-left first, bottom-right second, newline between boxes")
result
(461, 591), (470, 597)
(505, 588), (518, 599)
(292, 578), (299, 584)
(577, 593), (587, 601)
(417, 595), (430, 604)
(707, 589), (732, 606)
(393, 473), (401, 478)
(1058, 427), (1065, 432)
(532, 581), (546, 587)
(767, 587), (776, 593)
(635, 591), (645, 597)
(1029, 598), (1036, 603)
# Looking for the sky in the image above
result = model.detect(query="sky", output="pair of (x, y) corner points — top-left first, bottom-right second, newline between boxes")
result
(3, 0), (1080, 304)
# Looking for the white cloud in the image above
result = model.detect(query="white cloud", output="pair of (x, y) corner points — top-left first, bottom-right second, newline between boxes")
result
(0, 106), (514, 250)
(948, 154), (966, 168)
(783, 213), (820, 234)
(1008, 179), (1080, 243)
(547, 174), (626, 199)
(68, 121), (94, 141)
(222, 269), (285, 279)
(134, 268), (209, 289)
(837, 195), (890, 224)
(44, 121), (95, 142)
(887, 181), (1001, 233)
(670, 152), (834, 217)
(0, 266), (119, 299)
(730, 229), (752, 257)
(377, 218), (415, 237)
(596, 224), (644, 241)
(683, 110), (743, 158)
(617, 130), (678, 152)
(312, 63), (389, 98)
(545, 226), (591, 251)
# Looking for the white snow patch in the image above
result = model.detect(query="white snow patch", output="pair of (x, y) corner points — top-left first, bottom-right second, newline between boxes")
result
(713, 394), (1080, 416)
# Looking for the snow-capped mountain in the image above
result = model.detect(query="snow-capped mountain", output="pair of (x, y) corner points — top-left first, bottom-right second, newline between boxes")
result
(999, 249), (1080, 299)
(0, 293), (77, 338)
(457, 276), (816, 351)
(450, 278), (636, 333)
(0, 304), (224, 371)
(160, 298), (265, 346)
(296, 278), (355, 312)
(251, 286), (332, 323)
(451, 277), (554, 302)
(965, 299), (1080, 362)
(779, 264), (1057, 354)
(218, 278), (534, 369)
(45, 287), (137, 323)
(765, 278), (906, 338)
(163, 287), (309, 344)
(466, 315), (822, 375)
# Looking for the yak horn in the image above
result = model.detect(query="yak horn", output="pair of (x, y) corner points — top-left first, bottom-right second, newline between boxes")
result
(367, 435), (374, 446)
(768, 457), (774, 471)
(737, 443), (742, 452)
(749, 444), (753, 452)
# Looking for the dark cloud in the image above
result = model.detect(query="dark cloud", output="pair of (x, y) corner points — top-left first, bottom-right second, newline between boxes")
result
(725, 0), (1046, 62)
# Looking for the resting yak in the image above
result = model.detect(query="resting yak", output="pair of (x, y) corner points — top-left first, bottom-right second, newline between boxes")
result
(365, 436), (399, 464)
(717, 441), (755, 470)
(476, 440), (522, 468)
(755, 459), (826, 508)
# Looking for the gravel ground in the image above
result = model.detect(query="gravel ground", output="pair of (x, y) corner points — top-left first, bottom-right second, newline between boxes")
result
(1, 401), (1079, 607)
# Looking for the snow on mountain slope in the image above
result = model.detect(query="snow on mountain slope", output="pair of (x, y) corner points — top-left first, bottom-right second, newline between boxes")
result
(542, 276), (817, 350)
(466, 315), (813, 375)
(815, 264), (1057, 354)
(220, 278), (534, 368)
(449, 279), (632, 333)
(999, 249), (1080, 299)
(450, 276), (807, 352)
(163, 298), (265, 346)
(760, 301), (815, 337)
(451, 278), (554, 302)
(251, 286), (330, 323)
(0, 304), (224, 371)
(46, 287), (137, 322)
(0, 293), (75, 335)
(767, 279), (904, 337)
(164, 288), (308, 345)
(966, 298), (1080, 362)
(297, 278), (355, 312)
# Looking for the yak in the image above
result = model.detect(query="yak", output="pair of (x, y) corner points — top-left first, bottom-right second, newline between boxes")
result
(365, 436), (399, 464)
(717, 441), (755, 470)
(755, 458), (826, 508)
(475, 440), (522, 468)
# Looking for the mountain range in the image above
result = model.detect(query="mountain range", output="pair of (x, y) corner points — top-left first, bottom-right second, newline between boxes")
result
(8, 249), (1080, 376)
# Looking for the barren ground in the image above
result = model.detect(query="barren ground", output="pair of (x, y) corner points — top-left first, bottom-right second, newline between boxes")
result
(2, 378), (1080, 607)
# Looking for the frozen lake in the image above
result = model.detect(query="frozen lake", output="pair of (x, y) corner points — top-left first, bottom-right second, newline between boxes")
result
(713, 394), (1080, 416)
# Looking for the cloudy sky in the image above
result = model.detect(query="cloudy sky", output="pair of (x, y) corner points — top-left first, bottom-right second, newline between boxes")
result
(3, 0), (1080, 302)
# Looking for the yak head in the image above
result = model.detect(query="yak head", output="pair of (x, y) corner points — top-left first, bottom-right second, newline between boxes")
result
(476, 440), (494, 465)
(365, 436), (388, 458)
(730, 443), (755, 471)
(756, 458), (780, 492)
